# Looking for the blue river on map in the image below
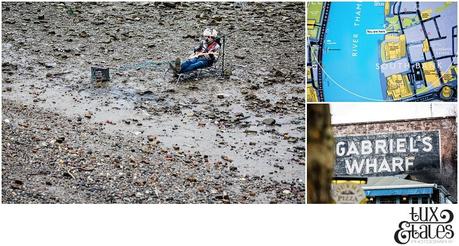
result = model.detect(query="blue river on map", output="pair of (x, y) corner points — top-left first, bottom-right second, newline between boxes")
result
(322, 2), (386, 101)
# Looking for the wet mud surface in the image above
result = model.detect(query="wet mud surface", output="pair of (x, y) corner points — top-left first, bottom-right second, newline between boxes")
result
(2, 2), (305, 203)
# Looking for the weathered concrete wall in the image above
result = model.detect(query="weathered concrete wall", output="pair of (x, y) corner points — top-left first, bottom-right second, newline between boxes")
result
(332, 117), (457, 200)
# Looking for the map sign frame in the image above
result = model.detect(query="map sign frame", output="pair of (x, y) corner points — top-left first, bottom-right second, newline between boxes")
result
(307, 1), (457, 102)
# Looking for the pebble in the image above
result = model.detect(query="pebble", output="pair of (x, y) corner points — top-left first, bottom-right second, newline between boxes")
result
(221, 155), (233, 162)
(282, 190), (291, 195)
(55, 136), (65, 143)
(262, 118), (276, 125)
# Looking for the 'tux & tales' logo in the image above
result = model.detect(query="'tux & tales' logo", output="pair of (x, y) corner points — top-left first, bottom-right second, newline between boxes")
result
(394, 207), (454, 244)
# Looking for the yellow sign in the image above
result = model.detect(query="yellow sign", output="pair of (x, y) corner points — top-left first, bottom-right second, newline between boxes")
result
(331, 182), (367, 204)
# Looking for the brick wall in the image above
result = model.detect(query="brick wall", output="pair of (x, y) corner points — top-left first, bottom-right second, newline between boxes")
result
(332, 117), (457, 200)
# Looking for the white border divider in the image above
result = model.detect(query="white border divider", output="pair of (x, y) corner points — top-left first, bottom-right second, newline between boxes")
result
(1, 204), (457, 245)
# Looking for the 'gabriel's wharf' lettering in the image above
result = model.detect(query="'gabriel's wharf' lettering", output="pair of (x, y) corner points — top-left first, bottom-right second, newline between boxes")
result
(334, 131), (440, 176)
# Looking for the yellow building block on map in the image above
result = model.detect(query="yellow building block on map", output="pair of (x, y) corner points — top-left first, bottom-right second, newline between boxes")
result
(382, 34), (406, 62)
(421, 9), (432, 20)
(422, 61), (441, 87)
(307, 84), (318, 102)
(386, 73), (413, 100)
(422, 39), (430, 53)
(399, 35), (406, 56)
(385, 1), (390, 16)
(441, 66), (456, 83)
(307, 19), (316, 30)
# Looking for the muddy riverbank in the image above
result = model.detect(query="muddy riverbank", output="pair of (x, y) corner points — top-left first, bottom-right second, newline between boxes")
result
(2, 2), (305, 203)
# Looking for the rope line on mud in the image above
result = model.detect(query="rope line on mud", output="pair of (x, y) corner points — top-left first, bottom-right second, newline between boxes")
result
(113, 60), (174, 73)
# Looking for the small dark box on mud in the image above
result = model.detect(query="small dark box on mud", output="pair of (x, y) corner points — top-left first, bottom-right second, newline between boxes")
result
(91, 67), (110, 82)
